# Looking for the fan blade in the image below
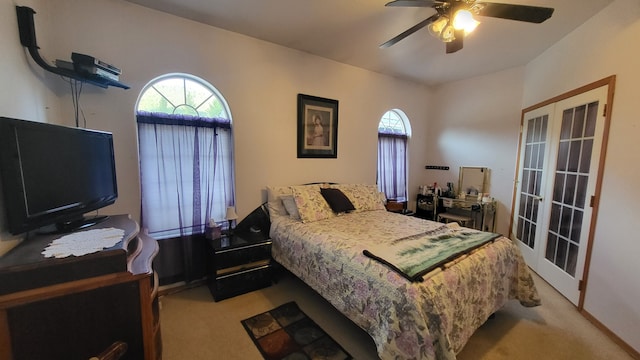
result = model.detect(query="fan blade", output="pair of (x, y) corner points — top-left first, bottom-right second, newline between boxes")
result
(477, 2), (554, 23)
(446, 29), (464, 53)
(385, 0), (438, 7)
(380, 14), (439, 48)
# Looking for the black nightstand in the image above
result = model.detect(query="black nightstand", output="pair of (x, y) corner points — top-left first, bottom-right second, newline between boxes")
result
(207, 231), (272, 301)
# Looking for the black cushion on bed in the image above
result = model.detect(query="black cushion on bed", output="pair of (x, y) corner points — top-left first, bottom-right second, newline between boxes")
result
(320, 188), (356, 213)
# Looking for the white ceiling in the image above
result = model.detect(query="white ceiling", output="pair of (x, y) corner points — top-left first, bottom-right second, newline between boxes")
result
(124, 0), (612, 86)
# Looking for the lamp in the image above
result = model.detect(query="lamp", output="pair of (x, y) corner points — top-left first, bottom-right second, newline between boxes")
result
(439, 23), (456, 42)
(428, 16), (449, 37)
(225, 206), (238, 233)
(452, 9), (480, 34)
(428, 8), (479, 43)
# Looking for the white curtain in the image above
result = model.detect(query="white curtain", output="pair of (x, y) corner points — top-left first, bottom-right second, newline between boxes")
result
(377, 134), (407, 201)
(137, 114), (234, 239)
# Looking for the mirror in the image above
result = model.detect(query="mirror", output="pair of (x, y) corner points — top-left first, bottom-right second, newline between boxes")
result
(459, 167), (488, 196)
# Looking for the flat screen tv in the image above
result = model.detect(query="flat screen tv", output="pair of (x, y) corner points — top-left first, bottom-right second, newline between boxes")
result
(0, 117), (118, 235)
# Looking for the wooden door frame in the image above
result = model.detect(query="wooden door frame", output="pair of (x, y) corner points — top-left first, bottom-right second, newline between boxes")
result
(509, 75), (616, 310)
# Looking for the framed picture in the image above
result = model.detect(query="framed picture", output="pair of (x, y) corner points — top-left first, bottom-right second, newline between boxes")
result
(297, 93), (338, 158)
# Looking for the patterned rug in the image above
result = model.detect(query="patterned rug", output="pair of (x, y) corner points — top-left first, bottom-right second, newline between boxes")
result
(241, 301), (352, 360)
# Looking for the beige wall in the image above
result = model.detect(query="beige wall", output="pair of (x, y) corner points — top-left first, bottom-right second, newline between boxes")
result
(55, 0), (434, 221)
(523, 0), (640, 353)
(426, 66), (525, 235)
(0, 0), (50, 254)
(1, 0), (638, 354)
(426, 0), (640, 353)
(0, 0), (432, 240)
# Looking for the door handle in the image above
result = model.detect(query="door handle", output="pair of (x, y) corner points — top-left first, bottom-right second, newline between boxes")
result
(532, 195), (543, 201)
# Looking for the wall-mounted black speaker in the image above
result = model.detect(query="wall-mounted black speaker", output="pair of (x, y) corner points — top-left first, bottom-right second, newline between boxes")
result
(15, 6), (54, 72)
(16, 6), (38, 49)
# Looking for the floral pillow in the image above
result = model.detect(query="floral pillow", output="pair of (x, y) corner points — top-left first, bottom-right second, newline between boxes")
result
(332, 184), (386, 212)
(291, 185), (335, 223)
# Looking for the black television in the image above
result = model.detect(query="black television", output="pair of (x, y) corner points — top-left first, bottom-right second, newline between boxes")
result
(0, 117), (118, 235)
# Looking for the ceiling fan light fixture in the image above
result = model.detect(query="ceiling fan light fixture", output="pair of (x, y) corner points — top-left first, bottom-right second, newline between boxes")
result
(382, 0), (554, 53)
(427, 16), (449, 37)
(452, 9), (480, 34)
(440, 24), (456, 42)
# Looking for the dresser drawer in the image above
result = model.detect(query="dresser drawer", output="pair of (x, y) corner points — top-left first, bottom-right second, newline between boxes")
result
(208, 264), (272, 301)
(213, 242), (271, 270)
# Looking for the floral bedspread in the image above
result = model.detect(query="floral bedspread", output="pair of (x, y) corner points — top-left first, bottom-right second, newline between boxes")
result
(270, 210), (541, 360)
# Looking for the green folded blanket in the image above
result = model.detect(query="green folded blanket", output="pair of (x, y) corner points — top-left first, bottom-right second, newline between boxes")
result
(363, 226), (500, 281)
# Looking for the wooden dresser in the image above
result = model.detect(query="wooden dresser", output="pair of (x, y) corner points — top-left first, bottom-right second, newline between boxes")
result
(0, 215), (161, 360)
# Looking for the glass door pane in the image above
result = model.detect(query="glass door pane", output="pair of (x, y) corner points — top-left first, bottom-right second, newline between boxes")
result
(545, 102), (598, 276)
(516, 114), (548, 249)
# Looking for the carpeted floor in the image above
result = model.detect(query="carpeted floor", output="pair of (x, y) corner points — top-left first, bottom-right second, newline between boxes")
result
(159, 270), (635, 359)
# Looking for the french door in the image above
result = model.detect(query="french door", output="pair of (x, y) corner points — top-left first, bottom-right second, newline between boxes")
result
(512, 82), (611, 306)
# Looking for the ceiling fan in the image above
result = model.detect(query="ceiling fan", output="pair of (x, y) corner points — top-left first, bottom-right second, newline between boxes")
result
(380, 0), (554, 53)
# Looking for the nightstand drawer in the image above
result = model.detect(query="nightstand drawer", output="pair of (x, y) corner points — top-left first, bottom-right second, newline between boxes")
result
(207, 232), (273, 301)
(214, 242), (272, 270)
(217, 259), (270, 277)
(208, 264), (272, 301)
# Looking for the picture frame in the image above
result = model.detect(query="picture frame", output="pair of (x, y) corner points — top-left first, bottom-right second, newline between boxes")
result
(297, 93), (338, 158)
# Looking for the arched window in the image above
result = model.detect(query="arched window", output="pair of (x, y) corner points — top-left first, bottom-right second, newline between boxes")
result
(377, 109), (411, 201)
(136, 74), (235, 239)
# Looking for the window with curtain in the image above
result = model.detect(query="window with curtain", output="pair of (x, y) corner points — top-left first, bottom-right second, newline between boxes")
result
(136, 74), (235, 239)
(377, 109), (410, 201)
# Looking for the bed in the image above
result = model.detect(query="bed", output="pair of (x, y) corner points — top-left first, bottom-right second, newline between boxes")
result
(267, 183), (541, 360)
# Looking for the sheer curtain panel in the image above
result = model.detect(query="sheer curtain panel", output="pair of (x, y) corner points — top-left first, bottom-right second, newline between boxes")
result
(377, 133), (407, 201)
(137, 112), (235, 239)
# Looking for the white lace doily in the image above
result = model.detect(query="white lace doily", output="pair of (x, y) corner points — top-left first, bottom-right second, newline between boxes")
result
(42, 227), (125, 258)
